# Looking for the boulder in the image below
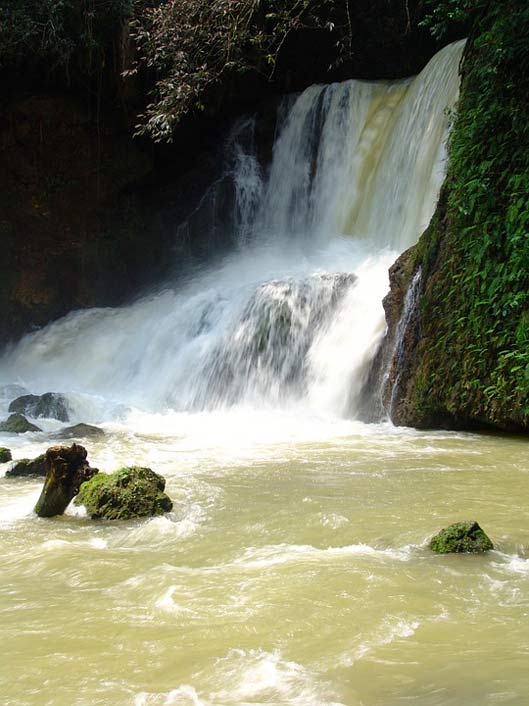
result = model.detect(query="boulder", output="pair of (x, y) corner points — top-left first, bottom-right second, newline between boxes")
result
(6, 454), (46, 477)
(430, 521), (494, 554)
(34, 444), (98, 518)
(0, 447), (12, 463)
(75, 466), (173, 520)
(9, 392), (70, 422)
(0, 414), (42, 433)
(56, 423), (105, 440)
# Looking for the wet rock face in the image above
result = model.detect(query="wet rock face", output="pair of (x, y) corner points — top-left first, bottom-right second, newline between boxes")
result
(0, 447), (12, 463)
(75, 466), (173, 520)
(6, 454), (46, 477)
(34, 444), (98, 518)
(9, 393), (70, 422)
(0, 414), (42, 433)
(358, 246), (417, 422)
(430, 521), (494, 554)
(56, 423), (105, 440)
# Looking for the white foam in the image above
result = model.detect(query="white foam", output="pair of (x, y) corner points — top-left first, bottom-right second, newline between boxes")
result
(338, 616), (421, 666)
(109, 509), (203, 550)
(316, 512), (350, 530)
(502, 555), (529, 575)
(211, 649), (346, 706)
(230, 542), (412, 570)
(133, 651), (345, 706)
(135, 687), (206, 706)
(0, 486), (41, 526)
(154, 586), (194, 615)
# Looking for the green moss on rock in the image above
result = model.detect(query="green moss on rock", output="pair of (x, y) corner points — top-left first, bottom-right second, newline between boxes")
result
(430, 520), (493, 554)
(75, 466), (173, 520)
(0, 414), (42, 433)
(392, 1), (529, 431)
(0, 447), (12, 463)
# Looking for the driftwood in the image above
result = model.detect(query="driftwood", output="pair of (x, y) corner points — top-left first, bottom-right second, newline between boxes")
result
(34, 444), (98, 518)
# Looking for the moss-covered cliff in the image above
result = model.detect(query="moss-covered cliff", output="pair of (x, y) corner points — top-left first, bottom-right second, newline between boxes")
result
(384, 0), (529, 432)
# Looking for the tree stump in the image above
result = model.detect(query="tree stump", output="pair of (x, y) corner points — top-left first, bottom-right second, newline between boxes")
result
(34, 444), (98, 518)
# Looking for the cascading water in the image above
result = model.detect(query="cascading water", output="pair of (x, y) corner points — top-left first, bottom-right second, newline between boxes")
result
(0, 41), (464, 420)
(5, 41), (529, 706)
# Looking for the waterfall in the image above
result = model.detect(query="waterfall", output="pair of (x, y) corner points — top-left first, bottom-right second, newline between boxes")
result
(387, 268), (423, 418)
(0, 41), (464, 419)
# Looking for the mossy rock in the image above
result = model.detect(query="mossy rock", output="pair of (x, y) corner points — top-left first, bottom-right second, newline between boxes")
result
(75, 466), (173, 520)
(6, 454), (46, 477)
(0, 414), (42, 433)
(430, 521), (494, 554)
(0, 447), (12, 463)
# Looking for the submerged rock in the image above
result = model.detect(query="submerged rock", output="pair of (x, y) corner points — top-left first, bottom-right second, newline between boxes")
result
(9, 393), (70, 422)
(75, 466), (173, 520)
(56, 423), (105, 440)
(6, 454), (46, 477)
(0, 447), (12, 463)
(0, 414), (42, 433)
(430, 521), (494, 554)
(34, 444), (98, 518)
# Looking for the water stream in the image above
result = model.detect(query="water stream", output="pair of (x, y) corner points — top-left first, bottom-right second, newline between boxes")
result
(2, 40), (529, 706)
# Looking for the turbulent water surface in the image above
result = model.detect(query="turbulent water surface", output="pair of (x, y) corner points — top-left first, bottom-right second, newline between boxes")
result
(2, 40), (529, 706)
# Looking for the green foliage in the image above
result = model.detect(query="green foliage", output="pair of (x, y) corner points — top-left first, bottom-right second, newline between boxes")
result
(0, 413), (41, 433)
(128, 0), (347, 142)
(411, 0), (529, 429)
(421, 0), (485, 39)
(0, 0), (132, 75)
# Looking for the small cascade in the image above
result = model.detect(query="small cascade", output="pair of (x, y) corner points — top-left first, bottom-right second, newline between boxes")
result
(193, 273), (356, 409)
(0, 41), (465, 419)
(387, 268), (423, 418)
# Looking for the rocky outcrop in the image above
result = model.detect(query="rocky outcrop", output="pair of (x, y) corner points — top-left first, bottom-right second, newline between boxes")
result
(0, 448), (12, 463)
(56, 423), (105, 440)
(6, 454), (46, 478)
(34, 444), (98, 518)
(359, 247), (418, 421)
(0, 414), (42, 434)
(9, 393), (70, 422)
(75, 466), (173, 520)
(430, 521), (494, 554)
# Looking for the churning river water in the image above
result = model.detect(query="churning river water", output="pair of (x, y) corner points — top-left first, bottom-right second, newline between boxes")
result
(1, 39), (528, 706)
(2, 414), (529, 706)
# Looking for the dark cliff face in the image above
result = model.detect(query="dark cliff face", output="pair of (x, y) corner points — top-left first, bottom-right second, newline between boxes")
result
(0, 93), (233, 344)
(0, 0), (456, 347)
